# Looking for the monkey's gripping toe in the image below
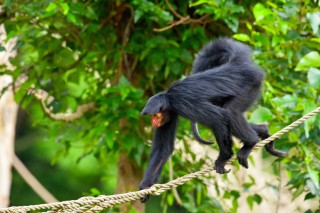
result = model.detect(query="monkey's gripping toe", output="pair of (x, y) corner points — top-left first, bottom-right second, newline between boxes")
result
(237, 155), (249, 169)
(214, 163), (231, 174)
(140, 194), (150, 203)
(139, 183), (151, 203)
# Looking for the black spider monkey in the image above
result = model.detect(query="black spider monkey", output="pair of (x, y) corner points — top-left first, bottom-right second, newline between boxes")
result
(139, 38), (285, 203)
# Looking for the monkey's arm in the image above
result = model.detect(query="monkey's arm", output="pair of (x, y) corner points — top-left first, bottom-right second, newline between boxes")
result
(139, 113), (179, 203)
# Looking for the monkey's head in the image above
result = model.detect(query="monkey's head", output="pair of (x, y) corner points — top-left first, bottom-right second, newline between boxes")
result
(141, 93), (171, 128)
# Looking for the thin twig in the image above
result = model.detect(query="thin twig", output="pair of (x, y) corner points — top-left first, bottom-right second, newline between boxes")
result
(154, 16), (190, 32)
(165, 0), (184, 19)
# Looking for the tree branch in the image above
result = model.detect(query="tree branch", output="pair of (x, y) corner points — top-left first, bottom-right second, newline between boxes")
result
(28, 88), (95, 121)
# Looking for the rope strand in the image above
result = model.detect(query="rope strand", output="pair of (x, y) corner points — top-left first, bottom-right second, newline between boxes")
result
(1, 106), (319, 213)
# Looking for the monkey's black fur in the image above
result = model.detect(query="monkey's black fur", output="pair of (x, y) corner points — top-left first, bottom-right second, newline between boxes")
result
(139, 38), (285, 203)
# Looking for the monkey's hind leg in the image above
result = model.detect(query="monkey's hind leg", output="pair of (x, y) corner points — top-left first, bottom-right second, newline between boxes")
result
(195, 104), (233, 174)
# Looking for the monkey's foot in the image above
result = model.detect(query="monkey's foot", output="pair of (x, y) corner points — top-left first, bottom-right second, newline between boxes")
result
(236, 148), (250, 169)
(214, 161), (231, 174)
(237, 155), (249, 169)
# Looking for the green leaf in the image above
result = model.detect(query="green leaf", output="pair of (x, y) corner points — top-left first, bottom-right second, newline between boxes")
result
(272, 94), (297, 109)
(246, 196), (254, 210)
(196, 185), (202, 205)
(252, 194), (262, 204)
(64, 97), (78, 111)
(118, 76), (130, 87)
(253, 3), (272, 22)
(307, 68), (320, 88)
(307, 165), (320, 190)
(246, 194), (262, 210)
(67, 13), (77, 24)
(304, 192), (316, 200)
(306, 12), (320, 35)
(46, 2), (57, 12)
(167, 193), (174, 206)
(233, 34), (251, 42)
(295, 51), (320, 71)
(106, 132), (115, 149)
(53, 48), (75, 68)
(120, 87), (130, 100)
(224, 16), (239, 32)
(292, 184), (305, 200)
(60, 2), (70, 15)
(179, 49), (193, 63)
(127, 108), (140, 119)
(90, 188), (101, 196)
(4, 0), (14, 7)
(0, 45), (5, 52)
(67, 75), (88, 98)
(249, 107), (273, 123)
(303, 100), (317, 138)
(311, 38), (320, 43)
(190, 0), (214, 7)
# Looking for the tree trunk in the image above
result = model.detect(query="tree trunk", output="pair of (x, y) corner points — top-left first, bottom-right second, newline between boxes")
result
(0, 24), (18, 208)
(0, 76), (18, 207)
(116, 153), (145, 212)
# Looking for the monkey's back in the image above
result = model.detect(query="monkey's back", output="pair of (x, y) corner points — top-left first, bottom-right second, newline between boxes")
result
(167, 62), (263, 119)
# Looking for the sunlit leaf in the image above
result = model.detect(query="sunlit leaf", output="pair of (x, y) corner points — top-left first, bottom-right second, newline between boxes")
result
(306, 12), (320, 35)
(307, 68), (320, 88)
(311, 38), (320, 43)
(67, 13), (77, 24)
(272, 94), (297, 109)
(106, 132), (115, 149)
(60, 2), (70, 15)
(295, 51), (320, 71)
(249, 107), (273, 123)
(233, 34), (251, 42)
(253, 3), (272, 22)
(307, 165), (320, 191)
(46, 2), (57, 12)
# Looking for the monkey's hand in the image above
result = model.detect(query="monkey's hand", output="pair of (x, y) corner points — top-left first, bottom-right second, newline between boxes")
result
(140, 194), (150, 203)
(139, 182), (151, 203)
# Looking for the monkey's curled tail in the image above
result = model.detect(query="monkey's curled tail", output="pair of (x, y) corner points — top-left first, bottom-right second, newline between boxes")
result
(191, 122), (214, 145)
(192, 38), (252, 74)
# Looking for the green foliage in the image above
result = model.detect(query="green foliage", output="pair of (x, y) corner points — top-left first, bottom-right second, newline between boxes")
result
(233, 0), (320, 210)
(249, 107), (273, 123)
(1, 0), (320, 212)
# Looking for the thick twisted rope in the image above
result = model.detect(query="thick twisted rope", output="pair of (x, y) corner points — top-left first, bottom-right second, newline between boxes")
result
(1, 106), (320, 213)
